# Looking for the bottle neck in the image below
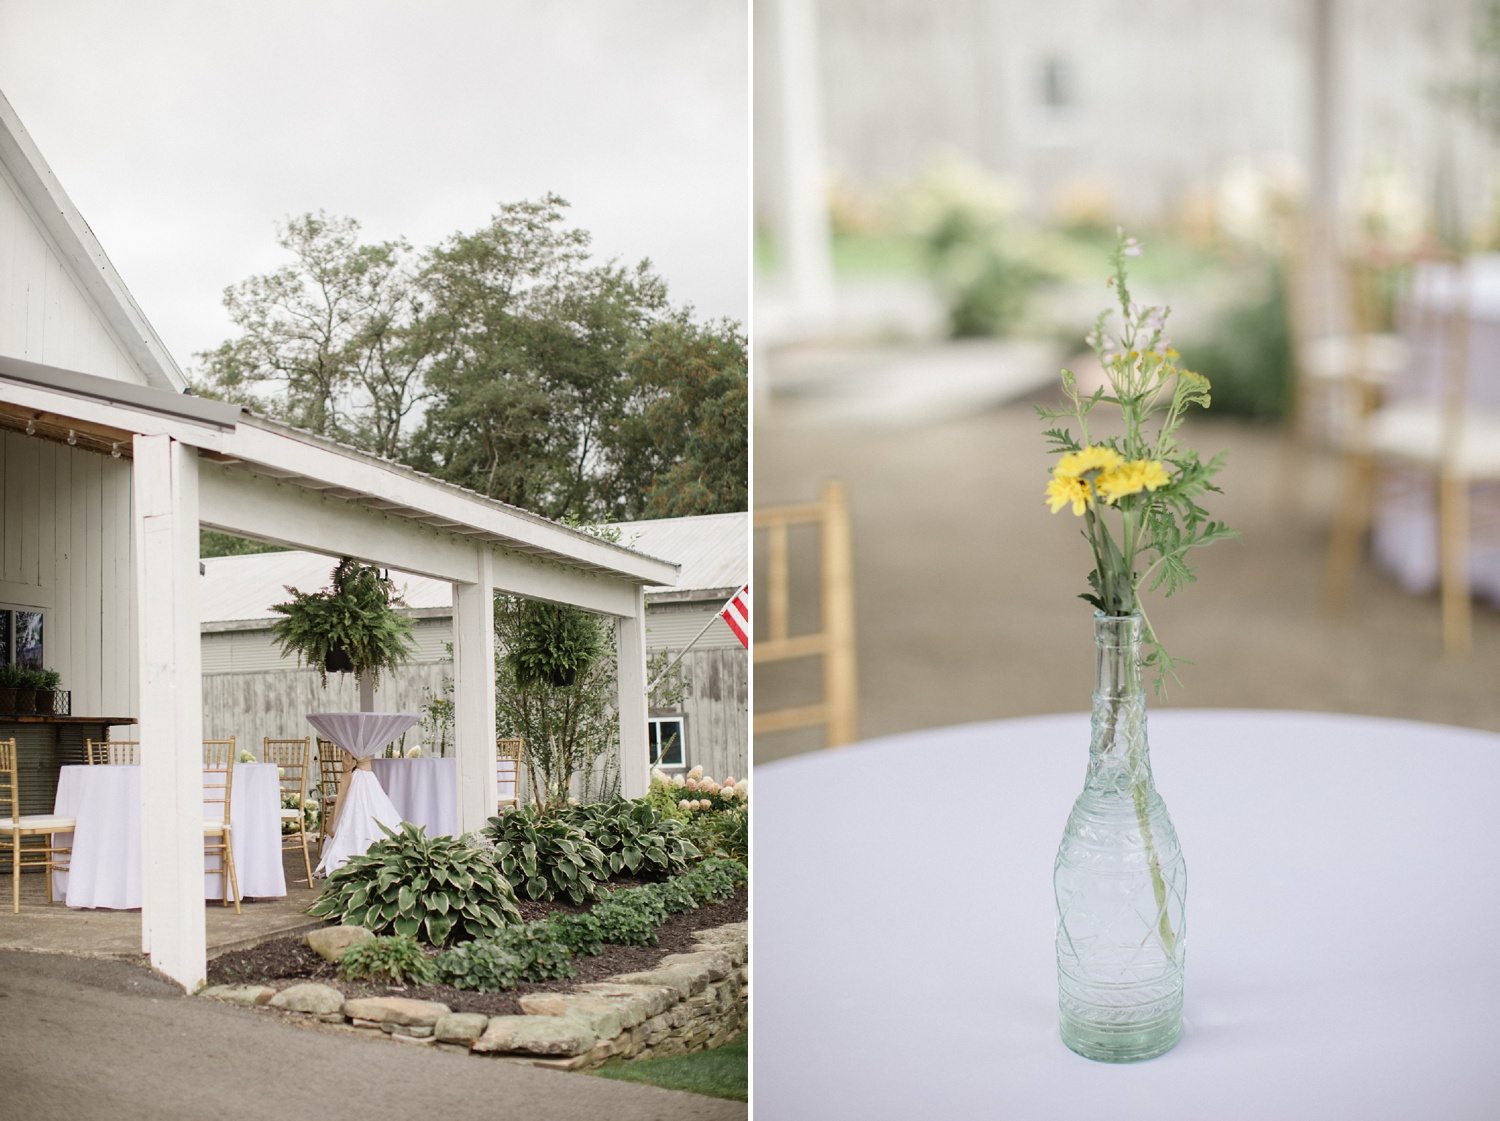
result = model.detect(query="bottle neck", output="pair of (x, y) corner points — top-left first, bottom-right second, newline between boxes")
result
(1088, 613), (1151, 788)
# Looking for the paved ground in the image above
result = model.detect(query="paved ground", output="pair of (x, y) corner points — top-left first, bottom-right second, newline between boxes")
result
(0, 951), (745, 1121)
(0, 850), (323, 960)
(754, 342), (1500, 762)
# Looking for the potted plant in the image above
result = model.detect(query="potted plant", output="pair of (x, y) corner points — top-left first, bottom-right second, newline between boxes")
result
(0, 664), (65, 715)
(269, 557), (416, 687)
(506, 601), (606, 689)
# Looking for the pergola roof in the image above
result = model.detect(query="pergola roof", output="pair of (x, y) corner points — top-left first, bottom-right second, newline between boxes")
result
(0, 351), (679, 591)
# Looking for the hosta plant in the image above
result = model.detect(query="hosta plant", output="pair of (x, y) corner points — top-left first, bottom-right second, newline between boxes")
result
(336, 934), (436, 986)
(483, 806), (607, 905)
(309, 822), (521, 945)
(562, 799), (700, 880)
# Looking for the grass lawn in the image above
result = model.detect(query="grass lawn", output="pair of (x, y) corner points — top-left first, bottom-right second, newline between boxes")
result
(588, 1031), (747, 1102)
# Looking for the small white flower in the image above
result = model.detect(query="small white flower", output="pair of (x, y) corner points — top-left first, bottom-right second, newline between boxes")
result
(237, 749), (257, 764)
(405, 745), (422, 758)
(672, 774), (686, 788)
(688, 765), (704, 780)
(678, 798), (692, 810)
(720, 786), (736, 800)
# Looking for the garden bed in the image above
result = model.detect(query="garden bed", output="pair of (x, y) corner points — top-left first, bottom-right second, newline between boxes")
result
(206, 886), (746, 1017)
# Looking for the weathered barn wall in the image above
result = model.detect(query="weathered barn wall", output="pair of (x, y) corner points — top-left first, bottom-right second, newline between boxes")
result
(0, 428), (135, 717)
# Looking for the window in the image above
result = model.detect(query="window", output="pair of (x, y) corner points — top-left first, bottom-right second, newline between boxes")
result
(0, 609), (43, 668)
(648, 716), (686, 769)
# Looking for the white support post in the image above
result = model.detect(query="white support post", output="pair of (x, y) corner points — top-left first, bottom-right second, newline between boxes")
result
(132, 434), (206, 990)
(617, 587), (650, 800)
(453, 550), (496, 834)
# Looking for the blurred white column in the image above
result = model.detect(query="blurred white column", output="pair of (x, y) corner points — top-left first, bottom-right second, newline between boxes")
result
(775, 0), (835, 323)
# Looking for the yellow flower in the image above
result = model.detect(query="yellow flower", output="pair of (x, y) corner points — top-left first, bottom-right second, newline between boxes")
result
(1054, 445), (1124, 479)
(1096, 459), (1171, 504)
(1045, 475), (1092, 516)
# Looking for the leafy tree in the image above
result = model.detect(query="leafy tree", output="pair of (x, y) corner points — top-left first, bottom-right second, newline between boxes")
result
(199, 530), (287, 558)
(408, 195), (668, 520)
(195, 213), (426, 458)
(599, 315), (748, 519)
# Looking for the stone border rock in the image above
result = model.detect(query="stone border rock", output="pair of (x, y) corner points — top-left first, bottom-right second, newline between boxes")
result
(199, 921), (748, 1070)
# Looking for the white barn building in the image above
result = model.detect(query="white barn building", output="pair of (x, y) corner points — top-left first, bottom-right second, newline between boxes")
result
(0, 90), (680, 989)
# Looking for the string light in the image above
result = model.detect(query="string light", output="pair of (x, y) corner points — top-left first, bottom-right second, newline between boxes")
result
(24, 419), (35, 435)
(66, 429), (77, 446)
(110, 442), (122, 459)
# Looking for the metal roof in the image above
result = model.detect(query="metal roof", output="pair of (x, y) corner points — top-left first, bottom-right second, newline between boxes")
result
(612, 512), (747, 594)
(199, 511), (745, 627)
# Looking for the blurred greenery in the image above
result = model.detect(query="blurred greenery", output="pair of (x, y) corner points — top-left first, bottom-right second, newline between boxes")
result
(1178, 266), (1293, 421)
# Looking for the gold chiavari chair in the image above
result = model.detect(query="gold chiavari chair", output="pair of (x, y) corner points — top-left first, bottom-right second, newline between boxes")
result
(317, 739), (344, 842)
(496, 738), (525, 810)
(754, 479), (859, 748)
(85, 739), (138, 765)
(202, 738), (241, 913)
(265, 736), (314, 885)
(0, 738), (74, 913)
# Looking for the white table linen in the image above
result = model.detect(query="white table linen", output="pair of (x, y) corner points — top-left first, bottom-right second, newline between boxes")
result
(371, 757), (457, 838)
(307, 712), (419, 875)
(1372, 255), (1500, 603)
(755, 711), (1500, 1121)
(51, 763), (287, 909)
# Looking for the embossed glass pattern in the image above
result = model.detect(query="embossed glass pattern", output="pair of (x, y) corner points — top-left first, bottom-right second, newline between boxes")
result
(1054, 613), (1186, 1062)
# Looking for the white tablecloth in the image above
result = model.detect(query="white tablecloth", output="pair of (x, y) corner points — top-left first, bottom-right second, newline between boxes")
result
(755, 711), (1500, 1121)
(1373, 255), (1500, 603)
(50, 763), (287, 909)
(371, 757), (457, 838)
(308, 712), (419, 875)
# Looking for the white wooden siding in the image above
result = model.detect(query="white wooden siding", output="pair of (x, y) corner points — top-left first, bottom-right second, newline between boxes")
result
(0, 428), (135, 716)
(0, 160), (142, 381)
(646, 600), (740, 650)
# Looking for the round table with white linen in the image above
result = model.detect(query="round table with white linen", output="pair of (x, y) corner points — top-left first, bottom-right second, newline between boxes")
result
(755, 711), (1500, 1121)
(307, 712), (419, 875)
(371, 757), (457, 838)
(50, 762), (287, 908)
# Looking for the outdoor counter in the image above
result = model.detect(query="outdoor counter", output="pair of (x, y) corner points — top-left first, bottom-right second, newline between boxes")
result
(0, 716), (136, 815)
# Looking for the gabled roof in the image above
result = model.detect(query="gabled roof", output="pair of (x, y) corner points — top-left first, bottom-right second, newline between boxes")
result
(613, 512), (747, 596)
(0, 89), (186, 392)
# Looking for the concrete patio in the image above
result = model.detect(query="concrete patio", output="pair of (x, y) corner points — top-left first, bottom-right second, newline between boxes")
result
(0, 849), (322, 962)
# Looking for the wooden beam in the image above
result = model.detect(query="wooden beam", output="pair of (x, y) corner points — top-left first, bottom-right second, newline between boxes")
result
(453, 552), (497, 834)
(617, 587), (650, 800)
(133, 434), (207, 990)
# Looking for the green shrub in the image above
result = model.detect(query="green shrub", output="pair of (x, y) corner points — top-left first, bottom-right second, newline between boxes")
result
(432, 940), (525, 992)
(592, 887), (671, 946)
(563, 799), (700, 880)
(309, 823), (521, 945)
(484, 806), (607, 904)
(1179, 266), (1292, 421)
(432, 923), (577, 991)
(543, 911), (605, 957)
(681, 857), (747, 904)
(646, 877), (699, 916)
(336, 934), (436, 985)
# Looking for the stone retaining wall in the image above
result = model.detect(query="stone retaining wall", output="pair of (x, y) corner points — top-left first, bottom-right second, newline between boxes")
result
(200, 920), (748, 1070)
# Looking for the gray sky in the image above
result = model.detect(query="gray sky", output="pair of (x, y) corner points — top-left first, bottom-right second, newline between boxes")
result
(0, 0), (748, 371)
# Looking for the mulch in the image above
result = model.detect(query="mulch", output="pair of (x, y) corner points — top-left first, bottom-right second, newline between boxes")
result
(206, 887), (746, 1017)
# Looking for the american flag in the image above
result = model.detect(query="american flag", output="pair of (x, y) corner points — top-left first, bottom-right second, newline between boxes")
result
(720, 584), (749, 648)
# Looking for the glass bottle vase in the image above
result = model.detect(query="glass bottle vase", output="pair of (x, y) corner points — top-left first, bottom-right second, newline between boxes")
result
(1054, 612), (1186, 1062)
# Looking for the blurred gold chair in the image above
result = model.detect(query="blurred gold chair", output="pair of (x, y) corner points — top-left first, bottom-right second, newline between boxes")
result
(1324, 259), (1500, 657)
(496, 738), (525, 811)
(202, 739), (241, 913)
(754, 479), (858, 748)
(0, 738), (73, 913)
(265, 736), (314, 886)
(317, 739), (344, 842)
(85, 739), (138, 765)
